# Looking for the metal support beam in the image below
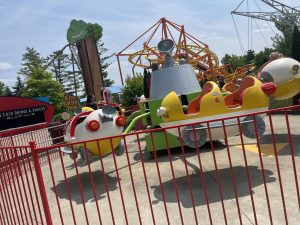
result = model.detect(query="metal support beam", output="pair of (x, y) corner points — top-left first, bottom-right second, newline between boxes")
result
(232, 0), (300, 26)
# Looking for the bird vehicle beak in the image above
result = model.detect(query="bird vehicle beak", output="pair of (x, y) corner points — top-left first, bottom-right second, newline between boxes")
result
(261, 82), (277, 96)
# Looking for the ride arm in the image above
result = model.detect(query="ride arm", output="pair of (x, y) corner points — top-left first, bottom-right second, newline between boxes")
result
(125, 110), (141, 126)
(123, 112), (150, 134)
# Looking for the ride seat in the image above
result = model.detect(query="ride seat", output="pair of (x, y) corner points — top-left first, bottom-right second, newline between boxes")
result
(222, 82), (238, 93)
(187, 83), (213, 114)
(224, 77), (255, 107)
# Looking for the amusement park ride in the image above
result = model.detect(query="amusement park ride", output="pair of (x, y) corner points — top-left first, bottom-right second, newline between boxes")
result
(116, 18), (255, 84)
(62, 16), (300, 162)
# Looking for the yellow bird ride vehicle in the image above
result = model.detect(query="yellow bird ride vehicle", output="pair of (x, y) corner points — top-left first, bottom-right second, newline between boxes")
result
(157, 57), (300, 148)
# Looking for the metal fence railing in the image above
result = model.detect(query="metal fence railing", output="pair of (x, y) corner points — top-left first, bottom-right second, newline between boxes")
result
(0, 122), (65, 148)
(0, 105), (299, 224)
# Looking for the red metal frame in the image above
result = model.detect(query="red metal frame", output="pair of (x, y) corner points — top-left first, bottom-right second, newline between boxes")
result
(116, 18), (259, 84)
(116, 18), (217, 84)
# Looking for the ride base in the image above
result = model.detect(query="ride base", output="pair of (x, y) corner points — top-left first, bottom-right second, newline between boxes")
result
(139, 91), (200, 152)
(145, 131), (180, 152)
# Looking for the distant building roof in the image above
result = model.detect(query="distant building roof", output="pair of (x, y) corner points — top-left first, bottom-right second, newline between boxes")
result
(32, 96), (50, 103)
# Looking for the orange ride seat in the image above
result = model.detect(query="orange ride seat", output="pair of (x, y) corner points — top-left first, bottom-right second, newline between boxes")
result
(224, 76), (255, 107)
(187, 83), (213, 114)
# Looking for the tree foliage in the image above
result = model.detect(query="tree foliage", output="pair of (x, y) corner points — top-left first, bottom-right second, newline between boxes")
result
(18, 47), (46, 77)
(244, 50), (255, 65)
(0, 81), (13, 96)
(3, 86), (13, 96)
(272, 15), (299, 57)
(221, 47), (276, 73)
(121, 73), (144, 107)
(254, 48), (274, 70)
(0, 81), (6, 96)
(63, 46), (85, 97)
(291, 25), (300, 62)
(48, 50), (70, 85)
(22, 68), (64, 111)
(12, 76), (25, 96)
(97, 41), (114, 87)
(272, 33), (293, 56)
(221, 54), (245, 72)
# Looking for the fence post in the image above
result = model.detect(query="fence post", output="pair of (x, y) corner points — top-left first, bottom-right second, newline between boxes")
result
(9, 131), (14, 147)
(30, 141), (53, 225)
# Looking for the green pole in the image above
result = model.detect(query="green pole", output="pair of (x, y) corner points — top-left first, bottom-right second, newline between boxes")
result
(123, 112), (150, 134)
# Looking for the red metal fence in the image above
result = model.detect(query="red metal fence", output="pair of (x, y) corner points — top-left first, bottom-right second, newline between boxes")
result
(0, 122), (65, 148)
(0, 106), (300, 224)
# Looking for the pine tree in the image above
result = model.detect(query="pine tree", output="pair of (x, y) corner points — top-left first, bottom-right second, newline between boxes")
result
(0, 81), (6, 96)
(3, 86), (13, 96)
(12, 76), (25, 96)
(65, 46), (85, 97)
(48, 50), (70, 85)
(97, 41), (114, 87)
(0, 81), (13, 96)
(65, 68), (83, 97)
(18, 47), (46, 77)
(244, 50), (255, 65)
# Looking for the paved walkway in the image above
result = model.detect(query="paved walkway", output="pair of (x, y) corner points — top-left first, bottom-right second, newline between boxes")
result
(43, 114), (300, 225)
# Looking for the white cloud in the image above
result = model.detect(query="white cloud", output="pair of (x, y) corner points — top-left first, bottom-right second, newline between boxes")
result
(0, 62), (13, 71)
(197, 32), (221, 40)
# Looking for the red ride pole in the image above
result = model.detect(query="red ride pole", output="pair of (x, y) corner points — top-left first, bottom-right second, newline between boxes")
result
(30, 141), (53, 225)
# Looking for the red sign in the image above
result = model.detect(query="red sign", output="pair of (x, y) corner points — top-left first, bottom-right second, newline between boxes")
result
(0, 97), (55, 131)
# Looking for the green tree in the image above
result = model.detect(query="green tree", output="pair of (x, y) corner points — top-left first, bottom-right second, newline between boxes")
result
(48, 50), (70, 85)
(272, 33), (293, 56)
(18, 47), (46, 77)
(0, 81), (6, 96)
(254, 48), (274, 71)
(65, 47), (85, 97)
(97, 41), (114, 87)
(244, 50), (255, 65)
(0, 81), (13, 96)
(12, 76), (25, 96)
(65, 68), (83, 97)
(221, 54), (245, 72)
(272, 15), (299, 56)
(291, 25), (300, 62)
(122, 73), (144, 107)
(3, 86), (13, 96)
(22, 68), (64, 111)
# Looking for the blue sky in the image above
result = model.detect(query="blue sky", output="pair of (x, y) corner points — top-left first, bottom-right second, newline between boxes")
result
(0, 0), (297, 87)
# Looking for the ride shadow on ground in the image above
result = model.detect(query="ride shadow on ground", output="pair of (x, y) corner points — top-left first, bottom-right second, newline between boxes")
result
(51, 170), (119, 204)
(150, 164), (276, 208)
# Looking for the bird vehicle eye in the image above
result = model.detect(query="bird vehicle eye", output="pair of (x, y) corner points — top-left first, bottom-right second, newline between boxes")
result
(260, 71), (274, 83)
(292, 64), (300, 75)
(86, 120), (100, 132)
